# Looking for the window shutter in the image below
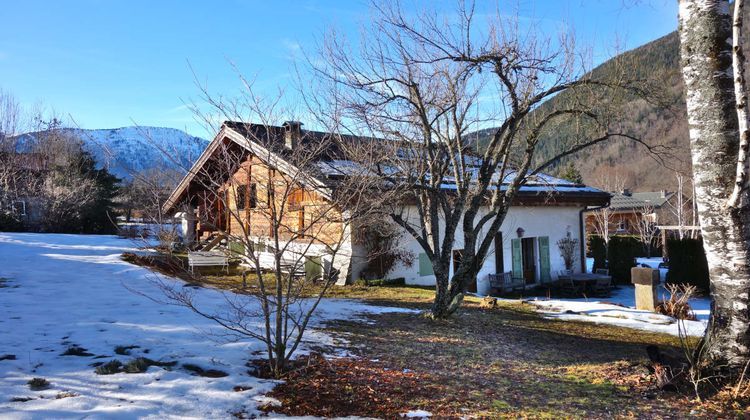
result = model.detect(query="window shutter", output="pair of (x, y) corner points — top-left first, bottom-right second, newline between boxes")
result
(538, 236), (551, 283)
(494, 233), (504, 273)
(418, 253), (434, 276)
(511, 239), (522, 279)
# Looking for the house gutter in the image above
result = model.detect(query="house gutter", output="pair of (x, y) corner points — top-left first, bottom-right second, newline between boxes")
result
(579, 200), (610, 273)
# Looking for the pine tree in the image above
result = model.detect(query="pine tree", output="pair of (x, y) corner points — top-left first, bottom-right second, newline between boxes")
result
(77, 150), (120, 234)
(559, 162), (583, 184)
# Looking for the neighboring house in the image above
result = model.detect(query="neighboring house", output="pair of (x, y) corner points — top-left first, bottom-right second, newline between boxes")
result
(584, 189), (679, 240)
(0, 151), (48, 228)
(163, 121), (610, 295)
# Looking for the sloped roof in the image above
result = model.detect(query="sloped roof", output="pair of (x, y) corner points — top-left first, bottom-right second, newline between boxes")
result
(609, 191), (674, 210)
(163, 121), (610, 213)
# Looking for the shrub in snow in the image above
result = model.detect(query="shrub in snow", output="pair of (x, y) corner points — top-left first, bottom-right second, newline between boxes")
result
(27, 377), (50, 390)
(123, 357), (177, 373)
(61, 345), (93, 356)
(182, 363), (228, 378)
(114, 345), (139, 355)
(95, 360), (123, 375)
(657, 284), (697, 321)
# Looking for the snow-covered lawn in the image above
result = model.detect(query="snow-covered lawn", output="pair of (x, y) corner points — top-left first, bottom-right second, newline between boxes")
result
(528, 260), (710, 337)
(0, 232), (411, 418)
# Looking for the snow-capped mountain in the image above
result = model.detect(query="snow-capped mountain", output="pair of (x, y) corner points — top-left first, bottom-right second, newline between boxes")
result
(17, 126), (208, 182)
(75, 127), (208, 181)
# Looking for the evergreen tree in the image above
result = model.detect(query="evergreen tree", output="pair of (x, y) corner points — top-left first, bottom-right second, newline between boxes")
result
(77, 150), (120, 234)
(559, 162), (583, 184)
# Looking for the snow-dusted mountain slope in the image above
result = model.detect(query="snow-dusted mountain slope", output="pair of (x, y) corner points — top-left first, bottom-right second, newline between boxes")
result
(76, 127), (208, 181)
(16, 126), (208, 182)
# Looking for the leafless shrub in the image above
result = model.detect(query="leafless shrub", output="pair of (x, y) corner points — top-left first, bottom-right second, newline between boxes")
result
(677, 317), (722, 401)
(657, 283), (697, 321)
(556, 233), (579, 270)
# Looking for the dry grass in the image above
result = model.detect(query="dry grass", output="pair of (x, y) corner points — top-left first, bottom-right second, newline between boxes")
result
(124, 255), (748, 417)
(263, 299), (712, 418)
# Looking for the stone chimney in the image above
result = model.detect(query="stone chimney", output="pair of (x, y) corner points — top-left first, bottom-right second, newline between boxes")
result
(282, 121), (302, 149)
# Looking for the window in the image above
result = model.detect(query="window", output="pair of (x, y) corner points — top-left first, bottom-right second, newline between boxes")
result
(249, 184), (257, 209)
(236, 185), (247, 210)
(289, 188), (304, 211)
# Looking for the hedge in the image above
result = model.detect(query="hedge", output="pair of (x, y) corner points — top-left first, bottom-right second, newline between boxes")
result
(588, 236), (607, 273)
(666, 238), (709, 292)
(353, 277), (406, 287)
(608, 236), (640, 284)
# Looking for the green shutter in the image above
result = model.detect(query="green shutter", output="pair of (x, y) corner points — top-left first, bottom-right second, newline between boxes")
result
(305, 256), (323, 281)
(229, 241), (245, 256)
(538, 236), (551, 283)
(511, 239), (522, 279)
(419, 253), (434, 276)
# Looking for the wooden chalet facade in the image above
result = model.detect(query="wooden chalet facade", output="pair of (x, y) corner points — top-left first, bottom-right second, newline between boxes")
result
(163, 121), (611, 292)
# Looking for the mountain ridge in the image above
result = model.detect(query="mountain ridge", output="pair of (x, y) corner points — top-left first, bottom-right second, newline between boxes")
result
(17, 126), (208, 182)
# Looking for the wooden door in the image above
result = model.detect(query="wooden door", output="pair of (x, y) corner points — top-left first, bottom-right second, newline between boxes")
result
(521, 237), (536, 284)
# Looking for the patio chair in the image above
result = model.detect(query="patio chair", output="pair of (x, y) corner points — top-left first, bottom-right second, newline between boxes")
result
(558, 278), (581, 298)
(594, 268), (609, 276)
(592, 276), (612, 297)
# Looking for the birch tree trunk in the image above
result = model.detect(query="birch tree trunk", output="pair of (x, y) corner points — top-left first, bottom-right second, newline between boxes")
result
(679, 0), (750, 372)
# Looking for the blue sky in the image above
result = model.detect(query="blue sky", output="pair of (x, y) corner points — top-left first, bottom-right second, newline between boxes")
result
(1, 1), (676, 138)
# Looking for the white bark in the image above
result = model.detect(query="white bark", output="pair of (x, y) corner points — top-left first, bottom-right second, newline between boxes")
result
(730, 0), (750, 208)
(679, 0), (750, 371)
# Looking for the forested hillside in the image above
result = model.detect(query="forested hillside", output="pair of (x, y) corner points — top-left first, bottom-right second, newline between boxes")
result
(474, 31), (691, 191)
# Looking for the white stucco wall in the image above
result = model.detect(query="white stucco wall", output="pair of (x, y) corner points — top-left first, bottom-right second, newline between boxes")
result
(375, 205), (585, 295)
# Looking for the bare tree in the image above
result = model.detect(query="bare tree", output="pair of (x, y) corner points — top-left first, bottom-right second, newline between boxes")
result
(665, 172), (697, 240)
(588, 172), (629, 245)
(151, 81), (384, 377)
(678, 0), (750, 374)
(317, 1), (662, 317)
(633, 201), (659, 257)
(0, 90), (33, 225)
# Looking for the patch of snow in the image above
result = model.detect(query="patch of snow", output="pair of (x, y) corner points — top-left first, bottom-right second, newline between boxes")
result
(0, 232), (414, 418)
(402, 409), (432, 418)
(526, 284), (709, 337)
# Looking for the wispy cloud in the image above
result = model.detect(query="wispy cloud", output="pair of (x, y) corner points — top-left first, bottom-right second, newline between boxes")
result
(279, 38), (302, 60)
(166, 104), (190, 114)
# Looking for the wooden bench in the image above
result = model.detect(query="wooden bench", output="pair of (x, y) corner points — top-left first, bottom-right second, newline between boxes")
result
(187, 251), (228, 273)
(489, 272), (525, 294)
(241, 252), (306, 278)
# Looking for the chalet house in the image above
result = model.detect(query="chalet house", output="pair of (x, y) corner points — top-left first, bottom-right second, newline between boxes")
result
(584, 190), (678, 238)
(163, 121), (610, 295)
(0, 151), (48, 228)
